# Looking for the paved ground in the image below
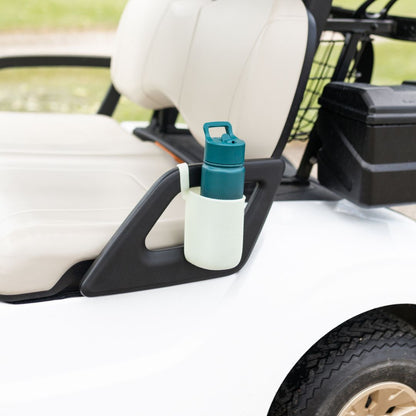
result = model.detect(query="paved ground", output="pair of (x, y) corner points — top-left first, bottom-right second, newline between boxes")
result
(1, 31), (415, 221)
(0, 30), (114, 56)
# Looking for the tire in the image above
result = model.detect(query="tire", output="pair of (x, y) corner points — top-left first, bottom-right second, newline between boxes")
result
(269, 310), (416, 416)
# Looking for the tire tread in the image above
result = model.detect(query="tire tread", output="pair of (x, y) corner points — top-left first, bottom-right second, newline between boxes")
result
(269, 310), (416, 415)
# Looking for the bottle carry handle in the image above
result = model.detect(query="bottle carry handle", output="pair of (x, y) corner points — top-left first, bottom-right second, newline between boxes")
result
(203, 121), (234, 140)
(177, 163), (190, 194)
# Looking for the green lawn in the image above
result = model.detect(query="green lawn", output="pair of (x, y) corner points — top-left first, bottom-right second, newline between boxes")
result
(334, 0), (416, 16)
(0, 67), (151, 122)
(373, 40), (416, 84)
(0, 0), (414, 32)
(0, 0), (413, 32)
(0, 0), (145, 121)
(0, 0), (128, 32)
(0, 0), (415, 122)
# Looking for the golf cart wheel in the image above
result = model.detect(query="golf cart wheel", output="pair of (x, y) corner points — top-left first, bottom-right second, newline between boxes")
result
(269, 310), (416, 416)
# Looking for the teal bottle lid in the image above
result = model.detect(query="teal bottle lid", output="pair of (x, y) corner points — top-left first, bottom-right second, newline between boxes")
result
(203, 121), (245, 167)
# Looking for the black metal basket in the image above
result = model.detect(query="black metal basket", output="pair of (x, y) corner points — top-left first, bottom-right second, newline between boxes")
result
(289, 31), (368, 142)
(291, 0), (416, 143)
(295, 0), (416, 180)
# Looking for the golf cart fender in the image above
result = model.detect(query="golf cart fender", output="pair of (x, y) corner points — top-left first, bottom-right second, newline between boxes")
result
(0, 200), (415, 415)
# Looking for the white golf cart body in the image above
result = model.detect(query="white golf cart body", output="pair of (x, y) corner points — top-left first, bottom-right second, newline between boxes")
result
(0, 0), (415, 414)
(1, 201), (415, 415)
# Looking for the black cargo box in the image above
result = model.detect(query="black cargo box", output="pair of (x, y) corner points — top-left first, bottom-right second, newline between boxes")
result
(316, 82), (416, 206)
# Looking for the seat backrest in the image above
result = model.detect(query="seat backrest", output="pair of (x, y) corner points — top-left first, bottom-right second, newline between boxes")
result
(111, 0), (309, 159)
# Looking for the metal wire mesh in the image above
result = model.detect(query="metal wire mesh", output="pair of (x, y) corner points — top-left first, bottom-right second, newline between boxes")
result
(289, 31), (361, 141)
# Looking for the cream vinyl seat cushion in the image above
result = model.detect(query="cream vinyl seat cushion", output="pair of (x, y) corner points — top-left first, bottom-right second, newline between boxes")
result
(0, 112), (183, 295)
(111, 0), (308, 159)
(0, 0), (308, 296)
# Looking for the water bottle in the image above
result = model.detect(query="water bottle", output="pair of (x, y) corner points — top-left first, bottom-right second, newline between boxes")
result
(201, 121), (245, 200)
(179, 121), (246, 271)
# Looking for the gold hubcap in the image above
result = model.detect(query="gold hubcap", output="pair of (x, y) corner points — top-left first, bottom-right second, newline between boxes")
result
(338, 382), (416, 416)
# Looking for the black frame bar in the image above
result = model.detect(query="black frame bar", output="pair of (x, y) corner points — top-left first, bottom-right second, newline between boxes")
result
(0, 55), (110, 69)
(97, 84), (121, 117)
(0, 55), (121, 116)
(331, 5), (416, 41)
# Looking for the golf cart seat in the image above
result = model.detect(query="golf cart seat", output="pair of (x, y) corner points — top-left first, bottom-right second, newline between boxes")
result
(0, 0), (309, 299)
(0, 112), (185, 297)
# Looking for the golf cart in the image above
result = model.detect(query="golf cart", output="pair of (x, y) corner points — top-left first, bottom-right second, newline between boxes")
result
(1, 0), (416, 414)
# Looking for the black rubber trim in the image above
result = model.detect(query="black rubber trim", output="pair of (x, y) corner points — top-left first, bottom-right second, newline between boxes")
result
(80, 159), (284, 298)
(0, 260), (93, 304)
(0, 55), (111, 70)
(273, 10), (318, 158)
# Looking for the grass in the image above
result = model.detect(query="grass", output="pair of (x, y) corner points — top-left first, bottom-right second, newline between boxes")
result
(334, 0), (416, 17)
(0, 0), (145, 121)
(0, 0), (413, 32)
(373, 40), (416, 84)
(332, 1), (416, 85)
(0, 67), (151, 122)
(0, 0), (128, 32)
(0, 0), (415, 122)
